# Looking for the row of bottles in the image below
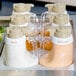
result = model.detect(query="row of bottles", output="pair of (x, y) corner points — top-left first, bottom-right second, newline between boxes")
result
(1, 3), (74, 68)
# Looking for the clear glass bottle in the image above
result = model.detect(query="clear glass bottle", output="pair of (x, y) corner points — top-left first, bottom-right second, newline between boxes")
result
(40, 10), (71, 54)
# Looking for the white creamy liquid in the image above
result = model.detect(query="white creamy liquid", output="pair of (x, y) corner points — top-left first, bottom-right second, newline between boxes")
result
(4, 36), (38, 68)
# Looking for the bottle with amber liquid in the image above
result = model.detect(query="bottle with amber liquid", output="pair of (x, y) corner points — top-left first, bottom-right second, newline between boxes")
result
(40, 12), (56, 52)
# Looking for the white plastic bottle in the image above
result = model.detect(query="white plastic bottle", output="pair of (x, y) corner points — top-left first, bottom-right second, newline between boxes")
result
(3, 27), (38, 68)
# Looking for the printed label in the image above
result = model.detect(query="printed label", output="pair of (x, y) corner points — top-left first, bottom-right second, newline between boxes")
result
(9, 23), (28, 27)
(52, 22), (71, 27)
(5, 36), (26, 45)
(52, 35), (73, 45)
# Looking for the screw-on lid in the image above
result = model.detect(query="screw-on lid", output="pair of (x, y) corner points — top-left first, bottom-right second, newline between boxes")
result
(11, 14), (35, 25)
(54, 26), (72, 38)
(11, 15), (26, 25)
(52, 3), (66, 13)
(54, 14), (69, 25)
(7, 27), (24, 38)
(45, 3), (66, 13)
(13, 3), (34, 12)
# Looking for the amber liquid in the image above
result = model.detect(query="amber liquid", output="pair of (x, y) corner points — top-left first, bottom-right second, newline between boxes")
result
(26, 30), (53, 51)
(26, 40), (40, 51)
(40, 30), (53, 51)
